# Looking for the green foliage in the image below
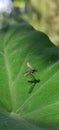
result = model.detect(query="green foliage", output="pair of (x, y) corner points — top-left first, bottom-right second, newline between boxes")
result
(0, 22), (59, 129)
(13, 0), (25, 7)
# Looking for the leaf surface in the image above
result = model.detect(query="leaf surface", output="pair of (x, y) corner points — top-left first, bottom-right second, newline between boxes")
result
(0, 23), (59, 129)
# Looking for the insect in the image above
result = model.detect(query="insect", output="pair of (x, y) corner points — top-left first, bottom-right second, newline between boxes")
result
(24, 62), (37, 76)
(28, 75), (40, 93)
(24, 62), (40, 94)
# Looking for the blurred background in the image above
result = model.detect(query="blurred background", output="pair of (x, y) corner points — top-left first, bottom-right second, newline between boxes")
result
(0, 0), (59, 46)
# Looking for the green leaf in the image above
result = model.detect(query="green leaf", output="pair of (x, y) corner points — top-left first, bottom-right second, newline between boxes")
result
(0, 23), (59, 129)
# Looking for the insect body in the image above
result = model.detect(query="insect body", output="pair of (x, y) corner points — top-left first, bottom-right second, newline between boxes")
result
(24, 68), (37, 76)
(24, 62), (37, 76)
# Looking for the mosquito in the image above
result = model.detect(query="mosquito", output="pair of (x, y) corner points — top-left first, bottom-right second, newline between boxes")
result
(24, 62), (37, 76)
(28, 74), (40, 94)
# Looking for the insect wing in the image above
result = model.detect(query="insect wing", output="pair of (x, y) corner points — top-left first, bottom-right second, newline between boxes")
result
(24, 71), (31, 76)
(27, 62), (33, 69)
